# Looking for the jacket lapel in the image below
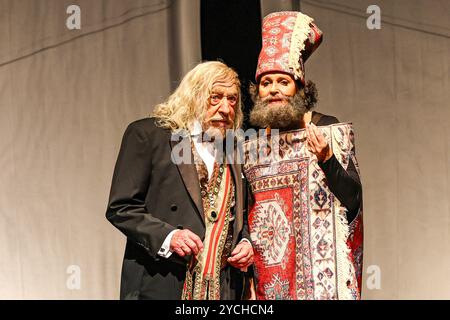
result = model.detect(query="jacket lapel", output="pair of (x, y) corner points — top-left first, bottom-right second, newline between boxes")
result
(170, 138), (205, 224)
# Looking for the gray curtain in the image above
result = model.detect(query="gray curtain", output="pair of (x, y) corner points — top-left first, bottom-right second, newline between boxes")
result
(301, 0), (450, 299)
(0, 0), (200, 299)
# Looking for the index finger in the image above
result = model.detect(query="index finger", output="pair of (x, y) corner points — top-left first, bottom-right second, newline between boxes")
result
(230, 246), (250, 262)
(187, 231), (204, 251)
(308, 125), (320, 145)
(311, 124), (322, 137)
(312, 125), (327, 145)
(231, 243), (244, 256)
(305, 125), (310, 141)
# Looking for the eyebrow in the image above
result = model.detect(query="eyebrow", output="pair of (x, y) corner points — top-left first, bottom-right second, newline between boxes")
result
(261, 77), (290, 83)
(211, 89), (238, 95)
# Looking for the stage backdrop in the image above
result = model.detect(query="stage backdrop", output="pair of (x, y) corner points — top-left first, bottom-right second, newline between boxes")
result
(301, 0), (450, 299)
(0, 0), (449, 299)
(0, 0), (200, 299)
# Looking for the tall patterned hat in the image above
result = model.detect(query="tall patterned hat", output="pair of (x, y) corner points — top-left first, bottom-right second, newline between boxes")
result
(255, 11), (323, 84)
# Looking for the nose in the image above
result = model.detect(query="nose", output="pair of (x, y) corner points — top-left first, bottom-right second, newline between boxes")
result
(218, 98), (231, 114)
(269, 82), (279, 95)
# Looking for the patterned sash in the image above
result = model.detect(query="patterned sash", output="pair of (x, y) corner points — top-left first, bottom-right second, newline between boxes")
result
(181, 144), (235, 300)
(243, 123), (363, 300)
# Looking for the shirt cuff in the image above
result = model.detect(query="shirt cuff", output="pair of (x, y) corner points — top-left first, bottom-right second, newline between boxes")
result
(239, 238), (252, 246)
(158, 229), (178, 258)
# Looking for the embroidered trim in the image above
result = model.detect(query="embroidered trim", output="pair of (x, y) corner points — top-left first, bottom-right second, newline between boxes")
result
(288, 12), (314, 80)
(182, 146), (235, 300)
(330, 127), (360, 300)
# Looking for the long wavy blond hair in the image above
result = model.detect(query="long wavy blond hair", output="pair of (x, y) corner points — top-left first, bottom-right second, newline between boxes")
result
(152, 61), (243, 132)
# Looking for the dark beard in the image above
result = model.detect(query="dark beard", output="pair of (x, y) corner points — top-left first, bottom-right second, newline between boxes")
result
(249, 91), (309, 130)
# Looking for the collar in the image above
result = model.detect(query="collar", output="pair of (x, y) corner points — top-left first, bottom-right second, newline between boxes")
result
(189, 120), (203, 137)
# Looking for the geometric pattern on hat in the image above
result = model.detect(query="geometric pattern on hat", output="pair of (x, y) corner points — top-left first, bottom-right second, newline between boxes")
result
(255, 11), (323, 84)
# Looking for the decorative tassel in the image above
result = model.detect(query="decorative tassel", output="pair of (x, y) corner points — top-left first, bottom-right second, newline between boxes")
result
(288, 12), (314, 81)
(330, 127), (359, 300)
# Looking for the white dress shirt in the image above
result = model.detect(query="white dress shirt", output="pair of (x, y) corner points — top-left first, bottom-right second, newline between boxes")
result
(158, 121), (216, 258)
(158, 121), (249, 259)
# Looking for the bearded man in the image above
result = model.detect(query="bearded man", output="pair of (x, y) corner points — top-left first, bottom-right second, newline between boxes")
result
(243, 11), (363, 300)
(106, 61), (253, 300)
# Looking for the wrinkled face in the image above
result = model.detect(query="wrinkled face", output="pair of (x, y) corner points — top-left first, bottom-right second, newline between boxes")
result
(258, 72), (297, 106)
(203, 80), (238, 137)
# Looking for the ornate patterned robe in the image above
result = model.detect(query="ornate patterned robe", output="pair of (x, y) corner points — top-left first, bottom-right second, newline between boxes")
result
(243, 123), (363, 300)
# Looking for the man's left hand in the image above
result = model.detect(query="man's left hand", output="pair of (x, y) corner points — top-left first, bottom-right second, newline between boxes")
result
(305, 123), (333, 163)
(227, 240), (254, 271)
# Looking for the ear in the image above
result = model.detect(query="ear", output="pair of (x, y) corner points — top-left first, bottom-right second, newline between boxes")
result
(299, 88), (306, 100)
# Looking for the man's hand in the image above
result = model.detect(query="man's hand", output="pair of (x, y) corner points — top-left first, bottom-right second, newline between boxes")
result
(227, 240), (254, 270)
(170, 229), (204, 257)
(305, 123), (333, 163)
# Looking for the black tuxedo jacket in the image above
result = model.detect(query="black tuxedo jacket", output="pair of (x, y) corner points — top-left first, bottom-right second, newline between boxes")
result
(106, 118), (249, 299)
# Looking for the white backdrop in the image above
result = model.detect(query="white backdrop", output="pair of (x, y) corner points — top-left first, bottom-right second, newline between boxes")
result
(0, 0), (200, 299)
(302, 0), (450, 299)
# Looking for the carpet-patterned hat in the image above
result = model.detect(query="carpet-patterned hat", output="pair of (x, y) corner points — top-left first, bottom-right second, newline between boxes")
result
(255, 11), (323, 84)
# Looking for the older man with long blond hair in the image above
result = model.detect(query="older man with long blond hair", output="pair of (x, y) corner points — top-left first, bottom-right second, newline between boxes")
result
(106, 61), (253, 300)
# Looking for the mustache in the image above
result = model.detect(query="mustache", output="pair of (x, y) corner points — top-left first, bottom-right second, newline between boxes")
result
(249, 90), (308, 129)
(261, 94), (290, 103)
(209, 115), (231, 122)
